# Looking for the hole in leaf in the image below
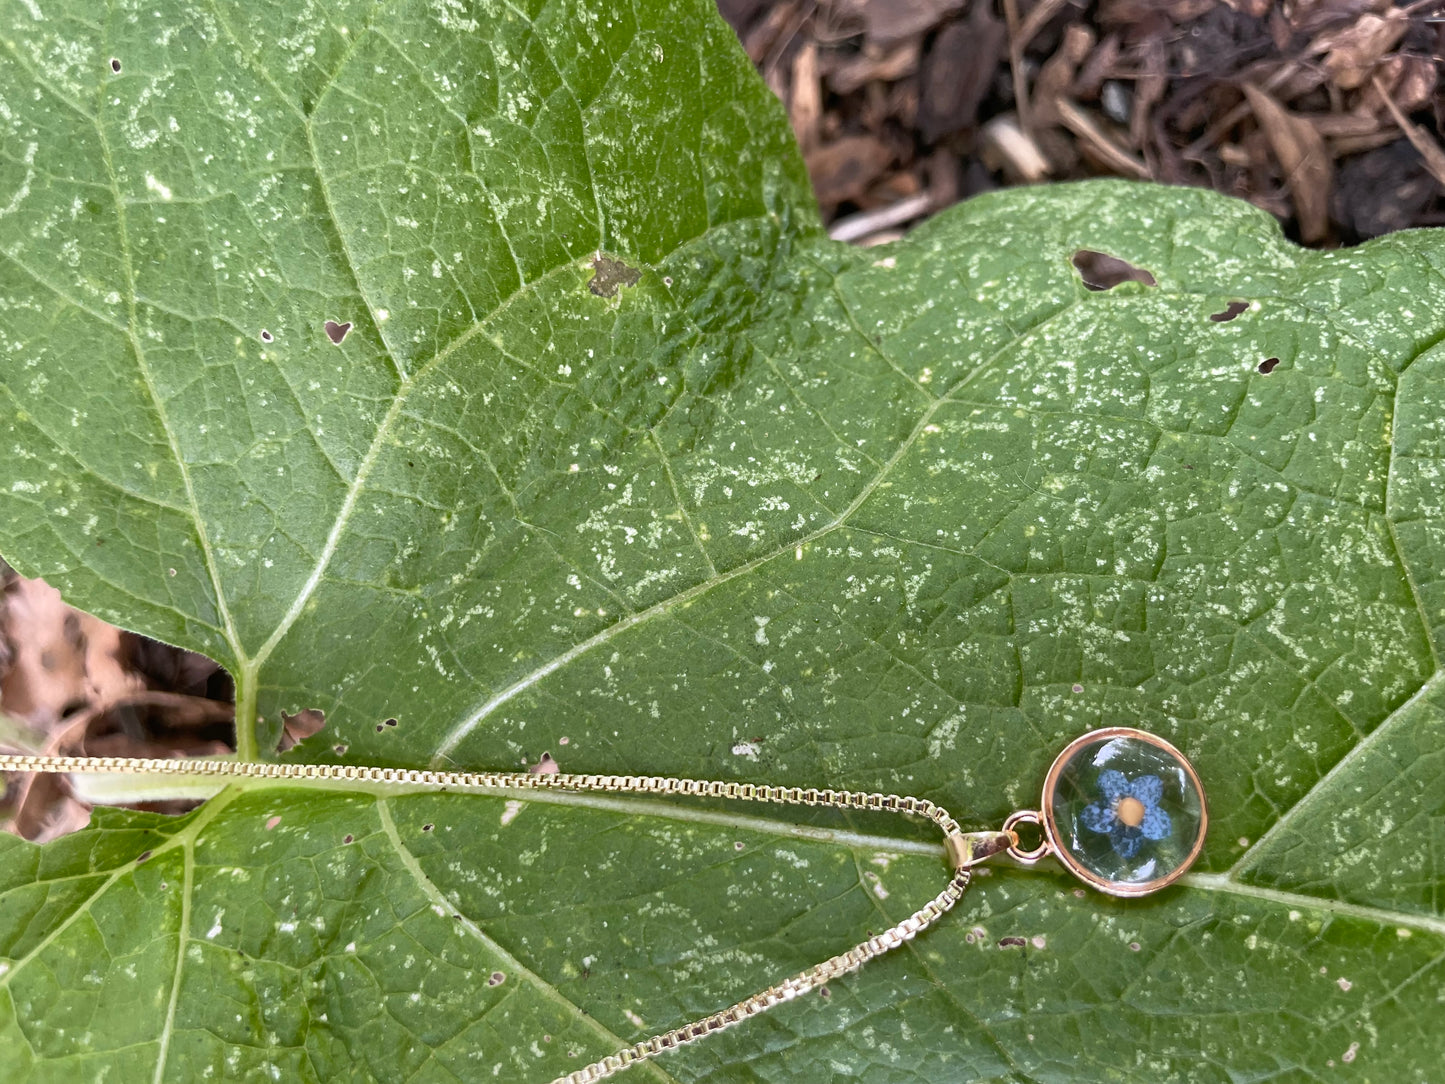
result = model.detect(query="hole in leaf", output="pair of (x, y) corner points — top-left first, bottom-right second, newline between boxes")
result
(1071, 250), (1157, 291)
(110, 58), (121, 73)
(343, 834), (354, 844)
(278, 708), (325, 753)
(323, 319), (352, 344)
(422, 823), (434, 832)
(260, 329), (274, 342)
(998, 936), (1028, 948)
(333, 743), (348, 755)
(488, 971), (506, 986)
(375, 723), (384, 732)
(1258, 356), (1280, 373)
(1209, 301), (1248, 322)
(528, 751), (559, 775)
(384, 717), (398, 728)
(1071, 683), (1084, 693)
(136, 849), (152, 863)
(733, 840), (744, 851)
(819, 986), (831, 998)
(588, 253), (642, 298)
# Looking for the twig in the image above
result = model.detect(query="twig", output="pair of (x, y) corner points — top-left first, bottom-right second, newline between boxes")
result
(828, 193), (934, 243)
(1001, 0), (1030, 134)
(1053, 98), (1152, 179)
(1372, 74), (1445, 188)
(1182, 61), (1303, 158)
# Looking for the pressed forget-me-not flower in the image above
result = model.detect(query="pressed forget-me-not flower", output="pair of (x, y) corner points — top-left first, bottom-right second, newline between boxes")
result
(1081, 770), (1171, 859)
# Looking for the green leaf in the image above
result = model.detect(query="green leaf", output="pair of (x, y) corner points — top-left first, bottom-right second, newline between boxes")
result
(3, 1), (1445, 1081)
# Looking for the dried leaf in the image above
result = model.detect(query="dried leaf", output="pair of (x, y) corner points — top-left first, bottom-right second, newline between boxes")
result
(1310, 9), (1408, 90)
(789, 42), (822, 152)
(805, 134), (895, 205)
(1243, 84), (1335, 242)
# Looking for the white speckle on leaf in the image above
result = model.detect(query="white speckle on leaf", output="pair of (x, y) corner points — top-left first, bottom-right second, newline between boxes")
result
(145, 173), (173, 200)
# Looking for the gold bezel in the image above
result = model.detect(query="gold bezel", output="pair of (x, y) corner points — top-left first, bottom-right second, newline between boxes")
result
(1039, 726), (1208, 898)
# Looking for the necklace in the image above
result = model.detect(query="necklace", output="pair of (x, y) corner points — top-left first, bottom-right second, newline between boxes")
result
(0, 725), (1206, 1083)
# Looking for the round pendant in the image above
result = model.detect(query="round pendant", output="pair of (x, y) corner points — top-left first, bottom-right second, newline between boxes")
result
(1007, 727), (1207, 897)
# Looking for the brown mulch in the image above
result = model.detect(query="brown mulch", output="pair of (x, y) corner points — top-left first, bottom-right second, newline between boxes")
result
(4, 0), (1444, 840)
(721, 0), (1445, 245)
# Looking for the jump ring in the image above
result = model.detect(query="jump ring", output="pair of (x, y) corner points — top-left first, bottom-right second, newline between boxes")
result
(1002, 810), (1051, 863)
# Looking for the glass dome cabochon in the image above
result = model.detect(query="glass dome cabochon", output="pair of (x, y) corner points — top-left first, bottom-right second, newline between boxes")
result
(1040, 727), (1207, 897)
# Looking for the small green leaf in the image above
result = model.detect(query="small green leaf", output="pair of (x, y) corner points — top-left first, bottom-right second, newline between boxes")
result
(3, 1), (1444, 1081)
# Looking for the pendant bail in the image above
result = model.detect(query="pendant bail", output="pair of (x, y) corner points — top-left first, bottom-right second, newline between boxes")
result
(944, 829), (1018, 870)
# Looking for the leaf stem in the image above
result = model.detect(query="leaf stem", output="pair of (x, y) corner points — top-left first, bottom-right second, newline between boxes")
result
(233, 668), (259, 762)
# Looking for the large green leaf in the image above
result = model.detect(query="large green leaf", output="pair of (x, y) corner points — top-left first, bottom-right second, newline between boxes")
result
(3, 1), (1445, 1081)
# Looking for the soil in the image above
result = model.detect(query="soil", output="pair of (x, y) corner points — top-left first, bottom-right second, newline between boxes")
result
(3, 0), (1443, 839)
(722, 0), (1445, 245)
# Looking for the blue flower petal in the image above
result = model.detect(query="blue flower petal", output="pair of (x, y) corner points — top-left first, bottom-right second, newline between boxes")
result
(1140, 805), (1171, 840)
(1098, 769), (1129, 804)
(1081, 802), (1115, 834)
(1111, 825), (1144, 858)
(1129, 774), (1164, 806)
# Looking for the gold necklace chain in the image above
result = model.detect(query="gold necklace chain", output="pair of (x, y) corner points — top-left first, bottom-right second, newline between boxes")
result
(0, 752), (1014, 1083)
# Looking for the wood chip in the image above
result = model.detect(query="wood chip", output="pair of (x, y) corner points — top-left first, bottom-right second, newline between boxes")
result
(1310, 9), (1408, 90)
(1053, 98), (1151, 179)
(918, 6), (1007, 142)
(1072, 32), (1121, 100)
(789, 42), (822, 152)
(1034, 24), (1095, 128)
(1131, 36), (1167, 148)
(828, 40), (921, 95)
(805, 134), (895, 206)
(1373, 73), (1445, 189)
(829, 192), (933, 242)
(1016, 0), (1073, 49)
(981, 113), (1053, 181)
(855, 0), (968, 46)
(1242, 84), (1335, 243)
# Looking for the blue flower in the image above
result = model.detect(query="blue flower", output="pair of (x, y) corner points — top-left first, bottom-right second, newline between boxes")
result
(1081, 770), (1171, 859)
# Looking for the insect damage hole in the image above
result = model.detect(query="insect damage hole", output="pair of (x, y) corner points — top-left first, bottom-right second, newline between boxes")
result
(260, 329), (274, 342)
(1258, 356), (1280, 373)
(588, 253), (642, 298)
(109, 58), (121, 73)
(1209, 300), (1249, 322)
(278, 708), (326, 752)
(323, 319), (352, 344)
(488, 971), (506, 986)
(1071, 250), (1157, 291)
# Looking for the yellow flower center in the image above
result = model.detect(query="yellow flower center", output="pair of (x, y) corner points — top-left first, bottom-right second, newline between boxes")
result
(1115, 796), (1146, 828)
